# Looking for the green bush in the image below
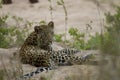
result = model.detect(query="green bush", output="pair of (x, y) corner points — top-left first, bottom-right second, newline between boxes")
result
(68, 27), (85, 49)
(101, 6), (120, 55)
(54, 27), (102, 50)
(0, 13), (30, 48)
(86, 33), (102, 50)
(54, 34), (63, 42)
(0, 27), (26, 48)
(97, 6), (120, 80)
(0, 15), (9, 26)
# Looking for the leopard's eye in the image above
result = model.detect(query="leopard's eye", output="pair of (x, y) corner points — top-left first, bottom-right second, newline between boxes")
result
(34, 26), (42, 33)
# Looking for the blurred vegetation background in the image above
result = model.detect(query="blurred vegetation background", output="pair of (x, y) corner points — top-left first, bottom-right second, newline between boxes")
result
(0, 0), (120, 80)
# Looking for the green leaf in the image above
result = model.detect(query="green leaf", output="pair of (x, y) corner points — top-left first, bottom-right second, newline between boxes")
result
(54, 34), (63, 42)
(57, 0), (63, 5)
(48, 0), (51, 2)
(68, 27), (78, 36)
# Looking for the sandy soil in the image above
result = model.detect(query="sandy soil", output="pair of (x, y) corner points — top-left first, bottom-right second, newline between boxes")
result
(1, 0), (118, 35)
(0, 48), (99, 80)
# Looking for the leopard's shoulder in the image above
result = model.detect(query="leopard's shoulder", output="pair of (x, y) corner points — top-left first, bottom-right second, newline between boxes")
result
(23, 31), (38, 46)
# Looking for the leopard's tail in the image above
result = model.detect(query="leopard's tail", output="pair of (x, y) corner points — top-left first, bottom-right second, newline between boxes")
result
(18, 67), (54, 80)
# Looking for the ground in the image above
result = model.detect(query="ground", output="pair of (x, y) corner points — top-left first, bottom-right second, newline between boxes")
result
(1, 0), (119, 35)
(0, 47), (99, 80)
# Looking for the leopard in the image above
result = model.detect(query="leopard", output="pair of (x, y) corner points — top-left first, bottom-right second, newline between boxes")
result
(18, 21), (93, 80)
(18, 48), (93, 80)
(19, 21), (80, 65)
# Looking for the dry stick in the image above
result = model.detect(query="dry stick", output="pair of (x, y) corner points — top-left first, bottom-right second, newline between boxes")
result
(61, 0), (68, 47)
(0, 0), (3, 15)
(92, 0), (105, 80)
(14, 51), (24, 80)
(18, 60), (24, 78)
(0, 55), (10, 80)
(10, 52), (23, 80)
(18, 59), (23, 75)
(57, 0), (68, 47)
(63, 3), (68, 42)
(9, 58), (18, 79)
(49, 0), (53, 21)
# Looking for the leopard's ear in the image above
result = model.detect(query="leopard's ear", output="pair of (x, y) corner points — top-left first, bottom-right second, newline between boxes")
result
(48, 21), (54, 28)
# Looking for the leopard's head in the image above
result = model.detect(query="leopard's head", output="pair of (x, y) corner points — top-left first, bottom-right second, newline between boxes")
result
(34, 21), (54, 49)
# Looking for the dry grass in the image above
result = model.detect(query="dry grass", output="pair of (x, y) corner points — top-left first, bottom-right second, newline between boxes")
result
(0, 48), (100, 80)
